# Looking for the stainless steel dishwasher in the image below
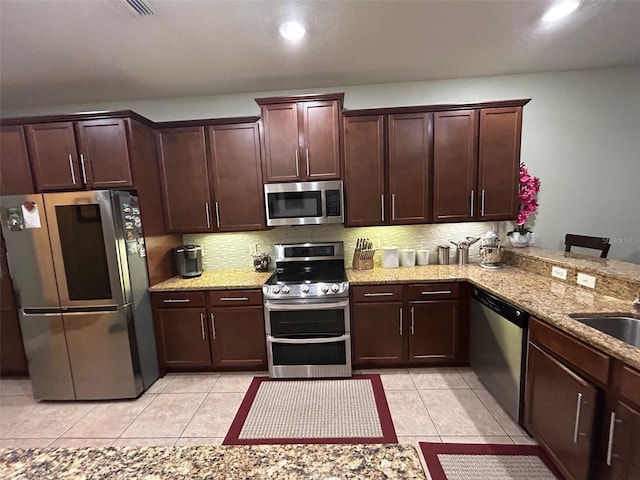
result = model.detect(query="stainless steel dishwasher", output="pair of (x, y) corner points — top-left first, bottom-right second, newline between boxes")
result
(470, 287), (529, 423)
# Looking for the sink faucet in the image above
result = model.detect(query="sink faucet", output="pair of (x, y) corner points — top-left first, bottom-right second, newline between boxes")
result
(634, 288), (640, 314)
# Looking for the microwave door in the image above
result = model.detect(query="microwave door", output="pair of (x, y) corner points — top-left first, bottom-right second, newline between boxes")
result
(43, 191), (125, 308)
(0, 194), (61, 309)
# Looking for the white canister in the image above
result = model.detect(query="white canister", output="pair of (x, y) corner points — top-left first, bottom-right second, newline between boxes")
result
(400, 249), (416, 267)
(416, 249), (429, 265)
(381, 247), (399, 268)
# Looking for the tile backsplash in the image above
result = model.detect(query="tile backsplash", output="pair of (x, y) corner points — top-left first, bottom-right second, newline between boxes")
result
(185, 222), (508, 270)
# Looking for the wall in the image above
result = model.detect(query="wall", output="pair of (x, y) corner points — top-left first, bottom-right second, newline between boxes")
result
(4, 67), (639, 263)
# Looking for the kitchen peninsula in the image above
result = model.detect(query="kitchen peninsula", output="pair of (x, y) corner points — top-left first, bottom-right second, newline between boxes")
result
(0, 443), (426, 479)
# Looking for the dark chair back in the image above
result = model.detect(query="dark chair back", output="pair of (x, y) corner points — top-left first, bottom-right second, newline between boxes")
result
(564, 234), (611, 258)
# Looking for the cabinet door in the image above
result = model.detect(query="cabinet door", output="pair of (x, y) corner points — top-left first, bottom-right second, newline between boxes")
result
(0, 233), (28, 375)
(432, 110), (478, 222)
(208, 122), (266, 231)
(607, 401), (640, 480)
(0, 126), (34, 195)
(525, 343), (598, 480)
(388, 113), (431, 224)
(25, 122), (82, 191)
(209, 306), (266, 369)
(154, 307), (211, 367)
(156, 127), (213, 233)
(352, 302), (405, 366)
(343, 115), (385, 226)
(409, 300), (458, 364)
(261, 103), (300, 182)
(75, 119), (133, 189)
(300, 100), (341, 180)
(478, 107), (522, 221)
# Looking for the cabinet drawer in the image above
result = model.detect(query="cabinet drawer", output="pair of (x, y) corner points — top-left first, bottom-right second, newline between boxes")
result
(351, 284), (404, 303)
(208, 289), (262, 307)
(409, 283), (459, 301)
(529, 317), (610, 385)
(151, 291), (206, 309)
(620, 365), (640, 407)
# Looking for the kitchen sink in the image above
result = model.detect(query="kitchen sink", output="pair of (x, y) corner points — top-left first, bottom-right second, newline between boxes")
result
(568, 314), (640, 348)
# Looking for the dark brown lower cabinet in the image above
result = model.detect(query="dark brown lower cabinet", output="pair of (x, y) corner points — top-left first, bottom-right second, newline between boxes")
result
(209, 305), (266, 369)
(352, 302), (405, 366)
(601, 364), (640, 480)
(408, 301), (458, 363)
(0, 234), (28, 376)
(525, 343), (599, 480)
(351, 283), (467, 368)
(151, 289), (266, 374)
(154, 307), (212, 369)
(606, 401), (640, 480)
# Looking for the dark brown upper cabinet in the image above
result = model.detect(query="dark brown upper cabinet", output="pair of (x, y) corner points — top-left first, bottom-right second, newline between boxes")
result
(25, 122), (81, 191)
(24, 119), (134, 192)
(207, 122), (265, 232)
(433, 110), (478, 222)
(75, 119), (133, 189)
(156, 120), (266, 234)
(0, 126), (35, 195)
(156, 126), (213, 233)
(343, 115), (385, 226)
(433, 105), (525, 222)
(388, 113), (431, 224)
(343, 112), (431, 226)
(256, 93), (343, 183)
(477, 107), (523, 221)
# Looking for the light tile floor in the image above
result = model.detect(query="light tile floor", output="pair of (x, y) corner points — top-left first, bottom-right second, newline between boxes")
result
(0, 367), (536, 474)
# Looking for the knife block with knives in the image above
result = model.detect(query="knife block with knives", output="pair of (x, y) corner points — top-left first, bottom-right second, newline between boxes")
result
(352, 238), (375, 270)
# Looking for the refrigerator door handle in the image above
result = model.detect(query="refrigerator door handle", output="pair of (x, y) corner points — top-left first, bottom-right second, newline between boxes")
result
(22, 308), (64, 316)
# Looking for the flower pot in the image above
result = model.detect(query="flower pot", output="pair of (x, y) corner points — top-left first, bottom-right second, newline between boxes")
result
(509, 232), (532, 247)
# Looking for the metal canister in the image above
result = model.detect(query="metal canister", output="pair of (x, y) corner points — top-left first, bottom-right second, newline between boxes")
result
(456, 247), (470, 265)
(437, 245), (450, 265)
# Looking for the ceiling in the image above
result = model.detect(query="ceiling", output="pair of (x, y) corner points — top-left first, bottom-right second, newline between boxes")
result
(1, 0), (639, 110)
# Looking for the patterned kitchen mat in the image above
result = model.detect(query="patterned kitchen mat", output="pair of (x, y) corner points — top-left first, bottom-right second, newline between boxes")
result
(222, 374), (397, 445)
(419, 442), (565, 480)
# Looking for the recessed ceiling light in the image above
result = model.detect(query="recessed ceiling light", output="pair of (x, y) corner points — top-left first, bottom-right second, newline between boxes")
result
(279, 22), (305, 40)
(542, 1), (580, 22)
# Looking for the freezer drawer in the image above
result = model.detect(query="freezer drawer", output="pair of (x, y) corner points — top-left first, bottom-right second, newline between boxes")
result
(19, 311), (75, 401)
(64, 306), (142, 400)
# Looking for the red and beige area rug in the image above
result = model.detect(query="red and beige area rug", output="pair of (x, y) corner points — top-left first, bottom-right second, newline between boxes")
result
(222, 374), (397, 445)
(420, 442), (565, 480)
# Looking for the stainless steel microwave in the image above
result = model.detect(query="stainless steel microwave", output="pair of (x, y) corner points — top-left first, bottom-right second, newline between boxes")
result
(264, 180), (344, 226)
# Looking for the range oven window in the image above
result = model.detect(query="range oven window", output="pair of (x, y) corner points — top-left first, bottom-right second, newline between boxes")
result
(272, 341), (346, 366)
(267, 191), (322, 219)
(269, 309), (345, 337)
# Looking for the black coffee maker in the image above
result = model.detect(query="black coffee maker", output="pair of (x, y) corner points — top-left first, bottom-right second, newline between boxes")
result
(175, 244), (203, 278)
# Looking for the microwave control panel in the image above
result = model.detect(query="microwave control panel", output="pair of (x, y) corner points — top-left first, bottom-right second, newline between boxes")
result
(325, 190), (342, 217)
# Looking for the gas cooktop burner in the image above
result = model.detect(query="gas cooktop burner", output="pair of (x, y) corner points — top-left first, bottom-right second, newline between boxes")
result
(263, 242), (349, 300)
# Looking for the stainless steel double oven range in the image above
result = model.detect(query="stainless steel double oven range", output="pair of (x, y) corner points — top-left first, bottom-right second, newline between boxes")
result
(263, 242), (351, 378)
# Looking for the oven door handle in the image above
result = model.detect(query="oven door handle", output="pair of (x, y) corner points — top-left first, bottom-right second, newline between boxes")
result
(268, 334), (350, 345)
(264, 299), (350, 311)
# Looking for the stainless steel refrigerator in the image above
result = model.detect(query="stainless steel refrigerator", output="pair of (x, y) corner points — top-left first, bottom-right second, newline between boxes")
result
(0, 190), (159, 400)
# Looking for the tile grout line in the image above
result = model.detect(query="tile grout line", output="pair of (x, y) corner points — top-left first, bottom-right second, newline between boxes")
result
(405, 372), (442, 443)
(175, 387), (217, 441)
(468, 388), (514, 441)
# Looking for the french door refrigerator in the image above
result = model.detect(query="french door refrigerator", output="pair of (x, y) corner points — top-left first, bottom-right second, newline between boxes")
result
(0, 190), (159, 400)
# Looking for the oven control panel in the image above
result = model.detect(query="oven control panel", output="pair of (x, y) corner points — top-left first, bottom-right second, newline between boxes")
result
(263, 282), (348, 299)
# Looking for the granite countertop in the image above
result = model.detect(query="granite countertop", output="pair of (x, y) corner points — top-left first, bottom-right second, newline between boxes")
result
(147, 254), (639, 371)
(149, 269), (273, 291)
(503, 245), (640, 283)
(348, 263), (640, 370)
(0, 444), (426, 480)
